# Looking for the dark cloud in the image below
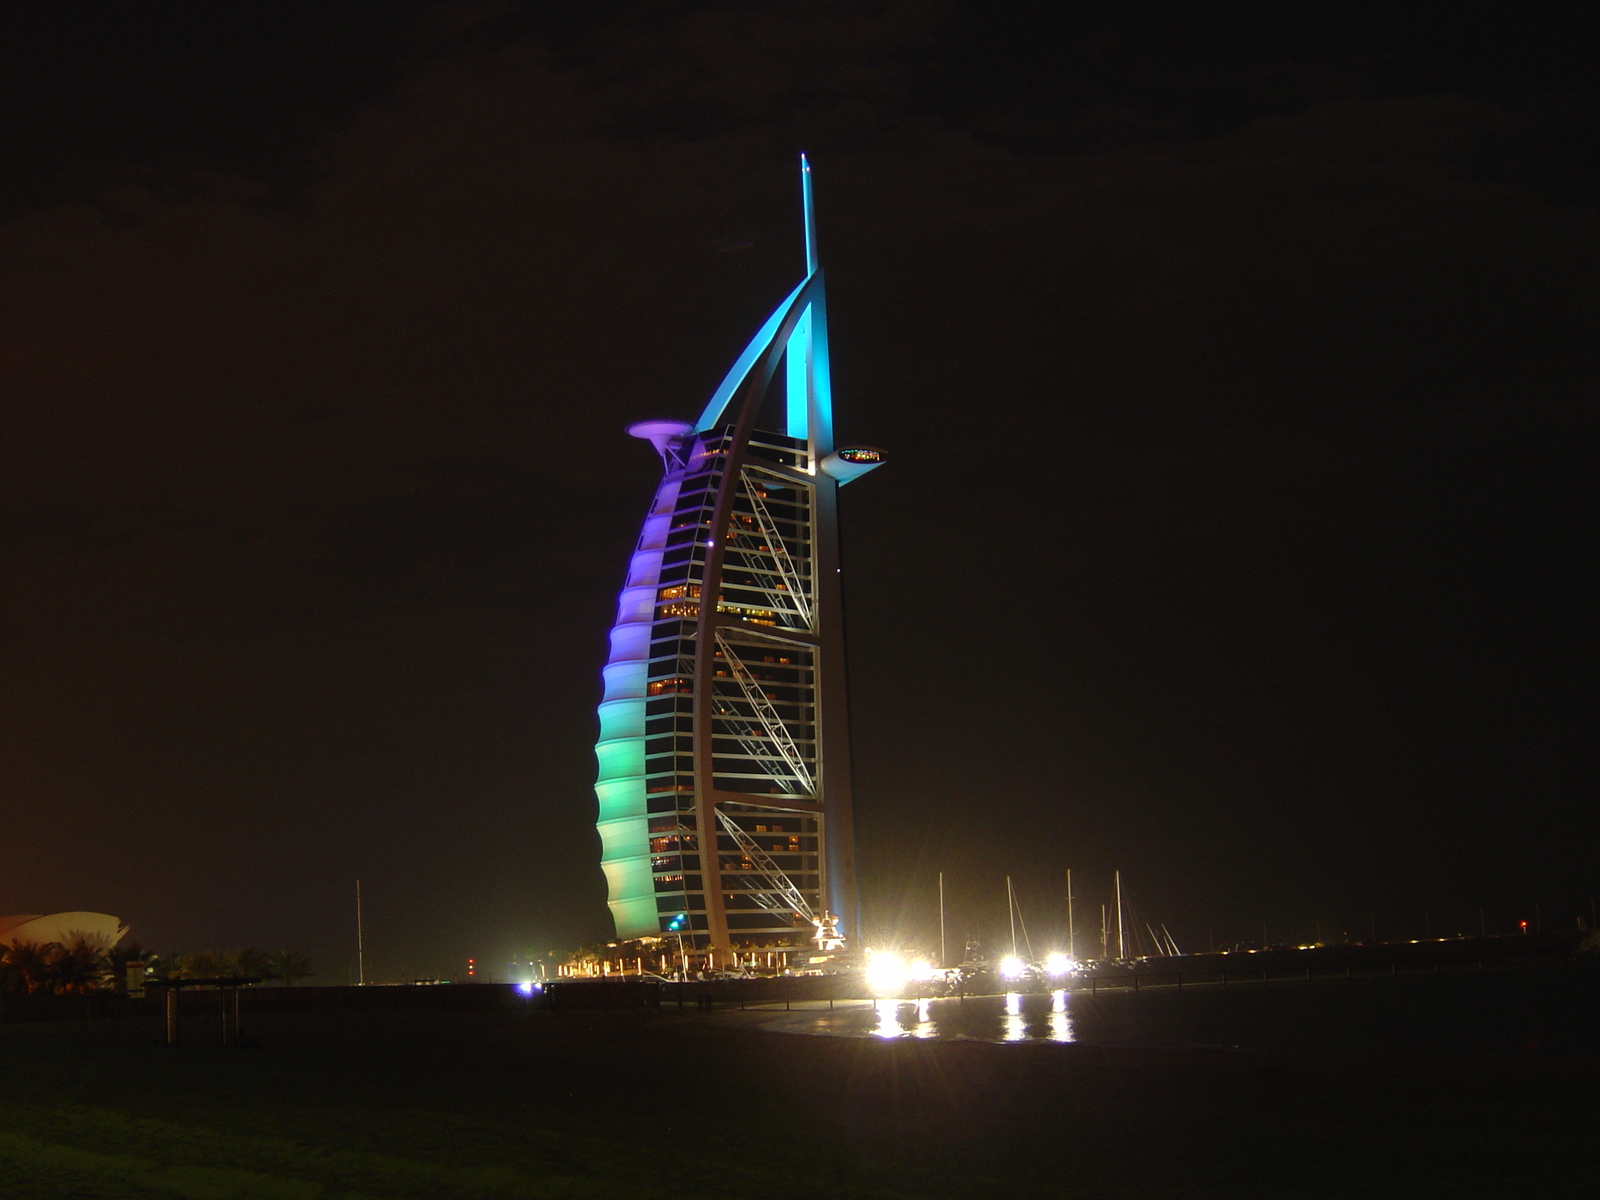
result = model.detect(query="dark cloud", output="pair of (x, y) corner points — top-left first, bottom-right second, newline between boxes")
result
(0, 3), (438, 219)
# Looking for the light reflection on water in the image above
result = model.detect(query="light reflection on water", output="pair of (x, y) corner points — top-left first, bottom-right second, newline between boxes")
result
(861, 991), (1076, 1043)
(1050, 988), (1075, 1043)
(873, 998), (938, 1039)
(1003, 991), (1026, 1042)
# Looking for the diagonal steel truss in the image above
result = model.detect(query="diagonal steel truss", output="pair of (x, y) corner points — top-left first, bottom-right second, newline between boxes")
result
(716, 809), (814, 920)
(714, 631), (814, 793)
(734, 468), (811, 627)
(713, 701), (794, 792)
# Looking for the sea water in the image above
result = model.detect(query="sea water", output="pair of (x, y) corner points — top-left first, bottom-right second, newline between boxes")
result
(776, 991), (1078, 1042)
(759, 969), (1600, 1052)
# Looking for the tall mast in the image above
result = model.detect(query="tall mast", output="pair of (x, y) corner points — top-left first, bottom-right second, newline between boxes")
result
(1007, 876), (1018, 958)
(939, 872), (947, 967)
(356, 879), (365, 986)
(1066, 869), (1075, 960)
(1115, 870), (1125, 960)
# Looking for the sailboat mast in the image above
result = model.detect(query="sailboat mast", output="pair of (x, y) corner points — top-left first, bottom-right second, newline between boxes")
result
(939, 872), (947, 967)
(1066, 868), (1075, 959)
(1004, 876), (1017, 960)
(1115, 870), (1125, 960)
(356, 878), (365, 987)
(1007, 875), (1018, 958)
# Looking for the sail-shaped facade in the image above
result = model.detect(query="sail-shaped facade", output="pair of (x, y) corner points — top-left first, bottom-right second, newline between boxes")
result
(594, 158), (881, 953)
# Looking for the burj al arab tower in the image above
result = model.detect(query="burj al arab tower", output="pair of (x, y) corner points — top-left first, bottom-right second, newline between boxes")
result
(594, 157), (883, 955)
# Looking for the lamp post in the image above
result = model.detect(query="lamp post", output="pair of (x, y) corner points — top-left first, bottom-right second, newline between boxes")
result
(668, 912), (689, 980)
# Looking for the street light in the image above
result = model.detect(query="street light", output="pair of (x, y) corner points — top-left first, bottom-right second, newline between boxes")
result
(668, 913), (689, 980)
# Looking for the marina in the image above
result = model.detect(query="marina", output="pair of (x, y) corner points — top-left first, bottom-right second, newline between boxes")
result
(754, 960), (1600, 1054)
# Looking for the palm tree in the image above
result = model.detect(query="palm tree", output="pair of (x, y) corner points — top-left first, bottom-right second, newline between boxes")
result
(175, 950), (228, 980)
(53, 933), (110, 993)
(0, 941), (33, 994)
(266, 950), (313, 986)
(4, 940), (58, 994)
(232, 947), (273, 983)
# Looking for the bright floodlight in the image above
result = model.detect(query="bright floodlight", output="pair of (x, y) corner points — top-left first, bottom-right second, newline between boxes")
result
(907, 959), (936, 982)
(866, 951), (908, 996)
(1045, 952), (1075, 976)
(999, 955), (1027, 980)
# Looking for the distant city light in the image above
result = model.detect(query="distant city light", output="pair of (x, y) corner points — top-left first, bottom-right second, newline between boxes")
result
(999, 955), (1027, 980)
(517, 980), (538, 996)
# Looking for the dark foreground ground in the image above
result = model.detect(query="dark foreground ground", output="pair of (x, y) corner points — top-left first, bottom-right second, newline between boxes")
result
(2, 975), (1596, 1199)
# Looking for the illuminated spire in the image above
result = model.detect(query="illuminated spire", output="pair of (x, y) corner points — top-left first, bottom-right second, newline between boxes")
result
(801, 152), (818, 276)
(695, 157), (830, 449)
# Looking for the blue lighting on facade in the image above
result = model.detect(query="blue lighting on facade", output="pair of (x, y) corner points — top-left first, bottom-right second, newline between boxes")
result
(785, 305), (812, 440)
(695, 280), (806, 434)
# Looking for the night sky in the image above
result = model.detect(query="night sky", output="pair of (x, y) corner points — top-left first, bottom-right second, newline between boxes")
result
(3, 3), (1593, 980)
